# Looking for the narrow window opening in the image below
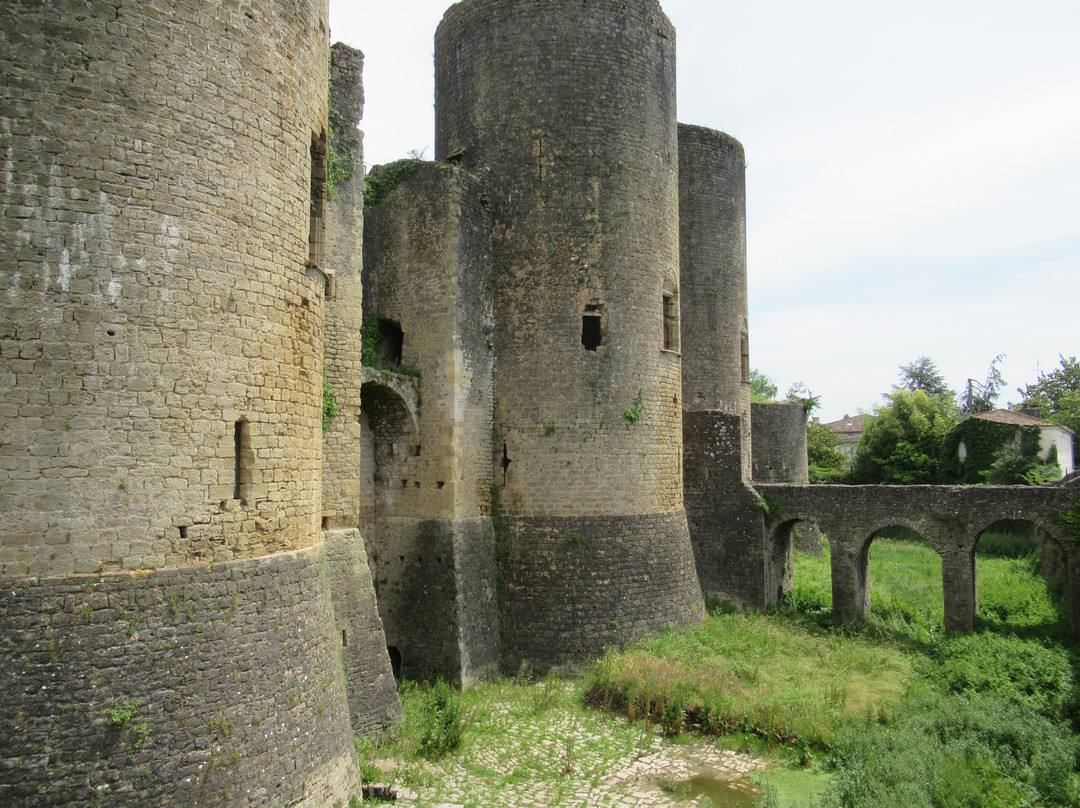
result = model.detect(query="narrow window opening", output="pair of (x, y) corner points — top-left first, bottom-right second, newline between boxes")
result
(321, 516), (330, 530)
(414, 480), (420, 489)
(377, 318), (404, 366)
(581, 304), (603, 351)
(501, 442), (511, 484)
(233, 420), (251, 504)
(178, 526), (188, 539)
(662, 292), (679, 351)
(741, 332), (750, 383)
(436, 481), (445, 489)
(309, 135), (327, 269)
(341, 629), (348, 647)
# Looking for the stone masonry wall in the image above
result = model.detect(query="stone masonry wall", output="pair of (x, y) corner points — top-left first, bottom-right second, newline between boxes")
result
(322, 43), (365, 530)
(682, 411), (768, 608)
(751, 401), (809, 484)
(678, 124), (751, 479)
(498, 512), (704, 675)
(0, 546), (360, 807)
(435, 0), (702, 672)
(360, 163), (499, 682)
(435, 0), (685, 517)
(1, 0), (331, 574)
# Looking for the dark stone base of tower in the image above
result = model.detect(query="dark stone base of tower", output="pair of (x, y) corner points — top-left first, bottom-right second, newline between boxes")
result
(0, 549), (361, 807)
(498, 513), (704, 674)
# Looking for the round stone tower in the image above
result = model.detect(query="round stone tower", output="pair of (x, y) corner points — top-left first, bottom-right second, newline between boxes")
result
(435, 0), (703, 671)
(678, 124), (751, 479)
(0, 1), (360, 804)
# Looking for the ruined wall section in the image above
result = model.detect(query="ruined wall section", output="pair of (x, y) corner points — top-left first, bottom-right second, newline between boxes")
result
(435, 0), (703, 672)
(361, 164), (499, 683)
(1, 0), (331, 574)
(751, 401), (810, 484)
(322, 43), (365, 530)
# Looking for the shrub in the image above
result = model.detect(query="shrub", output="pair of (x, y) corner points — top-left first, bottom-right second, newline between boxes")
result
(933, 633), (1073, 719)
(418, 679), (464, 760)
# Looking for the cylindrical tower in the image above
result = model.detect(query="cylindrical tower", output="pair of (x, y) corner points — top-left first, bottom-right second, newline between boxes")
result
(435, 0), (702, 671)
(678, 124), (751, 479)
(0, 1), (360, 804)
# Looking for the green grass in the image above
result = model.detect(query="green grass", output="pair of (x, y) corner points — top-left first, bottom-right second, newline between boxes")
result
(583, 612), (912, 749)
(358, 529), (1078, 807)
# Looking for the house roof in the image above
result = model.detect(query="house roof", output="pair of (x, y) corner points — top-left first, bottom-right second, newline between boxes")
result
(824, 414), (865, 439)
(970, 409), (1075, 435)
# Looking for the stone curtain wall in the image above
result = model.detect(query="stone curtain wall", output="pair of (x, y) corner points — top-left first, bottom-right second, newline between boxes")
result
(435, 0), (702, 671)
(0, 547), (360, 807)
(1, 0), (331, 574)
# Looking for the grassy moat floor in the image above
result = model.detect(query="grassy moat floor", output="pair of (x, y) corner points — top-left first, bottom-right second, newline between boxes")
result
(359, 532), (1079, 808)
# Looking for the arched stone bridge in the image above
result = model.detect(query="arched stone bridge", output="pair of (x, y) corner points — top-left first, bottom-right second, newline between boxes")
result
(755, 479), (1080, 636)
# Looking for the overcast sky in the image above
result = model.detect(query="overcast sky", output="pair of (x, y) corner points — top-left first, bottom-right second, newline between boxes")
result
(329, 0), (1079, 422)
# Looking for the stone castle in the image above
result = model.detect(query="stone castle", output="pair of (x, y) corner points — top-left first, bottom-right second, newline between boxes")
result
(4, 0), (1074, 805)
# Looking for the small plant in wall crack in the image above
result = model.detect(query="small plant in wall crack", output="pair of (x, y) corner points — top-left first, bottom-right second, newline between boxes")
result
(623, 388), (644, 424)
(105, 699), (152, 757)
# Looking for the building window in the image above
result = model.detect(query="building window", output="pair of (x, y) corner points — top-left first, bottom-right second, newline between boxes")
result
(581, 304), (603, 351)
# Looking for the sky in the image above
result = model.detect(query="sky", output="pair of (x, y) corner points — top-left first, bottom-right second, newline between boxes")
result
(329, 0), (1080, 423)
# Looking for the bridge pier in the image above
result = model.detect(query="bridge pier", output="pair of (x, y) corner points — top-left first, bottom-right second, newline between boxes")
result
(939, 539), (977, 633)
(829, 532), (871, 620)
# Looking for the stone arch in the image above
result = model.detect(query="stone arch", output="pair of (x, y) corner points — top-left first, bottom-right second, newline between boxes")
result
(861, 524), (943, 629)
(358, 378), (419, 536)
(770, 516), (827, 608)
(974, 517), (1065, 630)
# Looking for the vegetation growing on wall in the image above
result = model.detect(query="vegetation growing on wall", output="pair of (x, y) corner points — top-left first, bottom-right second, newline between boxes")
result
(363, 157), (423, 208)
(322, 371), (338, 432)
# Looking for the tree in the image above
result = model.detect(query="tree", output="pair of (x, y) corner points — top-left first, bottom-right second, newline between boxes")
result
(897, 356), (952, 400)
(1017, 356), (1080, 434)
(850, 389), (959, 484)
(786, 381), (821, 414)
(750, 369), (778, 403)
(961, 354), (1006, 414)
(807, 420), (845, 483)
(983, 428), (1062, 485)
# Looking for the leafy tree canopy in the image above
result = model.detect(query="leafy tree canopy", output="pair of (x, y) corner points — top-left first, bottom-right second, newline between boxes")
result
(850, 389), (959, 484)
(1017, 355), (1080, 434)
(807, 420), (846, 484)
(897, 356), (953, 400)
(750, 368), (778, 403)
